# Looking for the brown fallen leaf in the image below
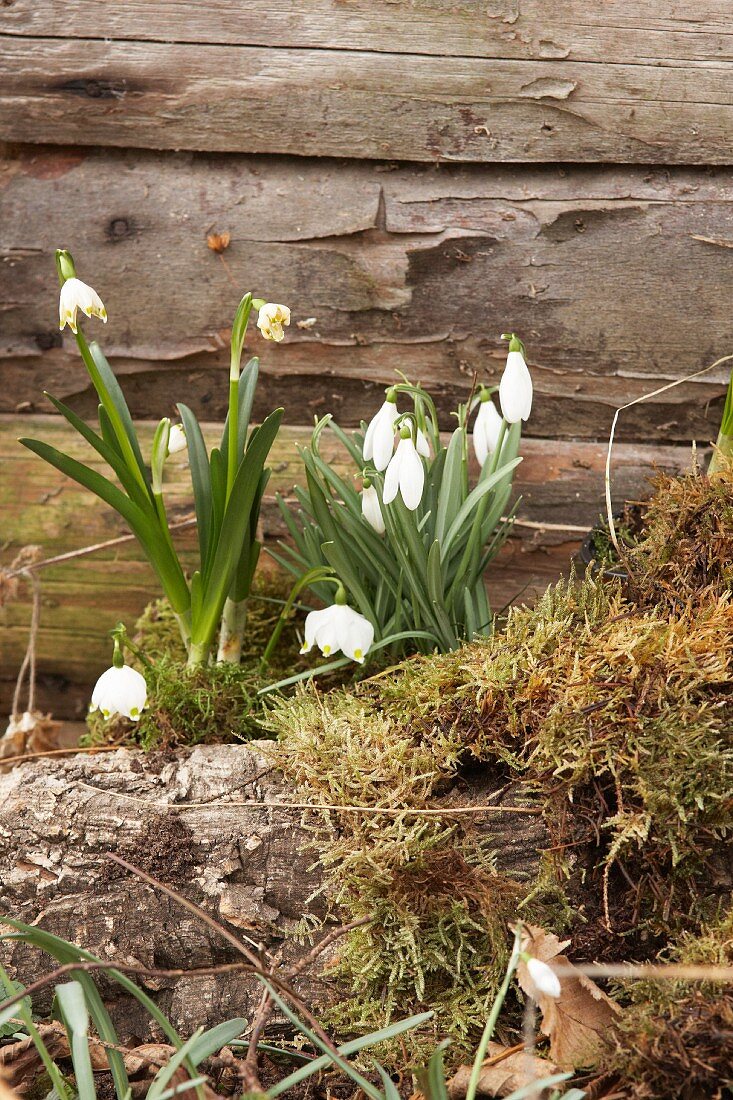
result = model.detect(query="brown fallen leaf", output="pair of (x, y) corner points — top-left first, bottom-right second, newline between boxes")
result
(448, 1042), (561, 1098)
(517, 925), (622, 1070)
(0, 1072), (21, 1100)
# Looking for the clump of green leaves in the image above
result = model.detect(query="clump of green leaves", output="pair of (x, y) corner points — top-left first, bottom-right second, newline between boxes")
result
(273, 379), (523, 659)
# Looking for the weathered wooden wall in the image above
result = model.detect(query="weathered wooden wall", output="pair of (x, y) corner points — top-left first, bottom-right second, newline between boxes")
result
(1, 2), (732, 715)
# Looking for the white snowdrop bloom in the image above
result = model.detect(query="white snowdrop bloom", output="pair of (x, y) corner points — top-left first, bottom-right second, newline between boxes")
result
(416, 427), (431, 458)
(167, 423), (187, 454)
(361, 483), (385, 535)
(383, 422), (425, 511)
(59, 278), (107, 334)
(499, 347), (533, 424)
(363, 393), (399, 471)
(300, 603), (375, 664)
(256, 302), (290, 342)
(473, 394), (504, 466)
(526, 957), (561, 999)
(90, 664), (147, 721)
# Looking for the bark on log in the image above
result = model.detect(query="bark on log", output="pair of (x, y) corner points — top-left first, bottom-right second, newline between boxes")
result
(0, 416), (694, 718)
(0, 743), (547, 1039)
(2, 148), (731, 442)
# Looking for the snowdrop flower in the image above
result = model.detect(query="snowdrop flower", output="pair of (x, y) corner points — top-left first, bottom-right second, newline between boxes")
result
(525, 956), (561, 999)
(363, 389), (399, 471)
(59, 277), (107, 334)
(384, 420), (425, 511)
(300, 592), (374, 663)
(257, 302), (290, 342)
(90, 664), (147, 721)
(499, 334), (532, 424)
(361, 480), (385, 535)
(473, 390), (504, 466)
(167, 423), (187, 454)
(416, 427), (431, 458)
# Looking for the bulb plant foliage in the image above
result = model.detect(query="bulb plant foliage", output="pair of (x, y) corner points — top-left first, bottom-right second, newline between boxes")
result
(274, 336), (530, 659)
(20, 249), (287, 668)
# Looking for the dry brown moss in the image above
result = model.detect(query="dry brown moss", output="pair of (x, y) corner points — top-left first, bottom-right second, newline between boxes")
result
(623, 463), (733, 612)
(605, 911), (733, 1099)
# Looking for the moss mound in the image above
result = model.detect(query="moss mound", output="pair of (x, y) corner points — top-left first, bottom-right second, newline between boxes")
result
(607, 911), (733, 1099)
(626, 464), (733, 611)
(86, 571), (302, 749)
(268, 574), (733, 1054)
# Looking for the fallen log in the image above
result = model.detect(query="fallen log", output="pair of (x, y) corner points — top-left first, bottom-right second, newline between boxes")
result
(0, 743), (547, 1039)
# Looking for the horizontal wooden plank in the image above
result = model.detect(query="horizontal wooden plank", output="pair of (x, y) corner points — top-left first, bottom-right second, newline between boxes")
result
(1, 147), (732, 444)
(1, 34), (733, 162)
(3, 2), (733, 66)
(0, 414), (694, 718)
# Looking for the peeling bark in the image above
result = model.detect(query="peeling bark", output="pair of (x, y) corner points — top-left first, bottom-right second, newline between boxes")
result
(0, 744), (547, 1038)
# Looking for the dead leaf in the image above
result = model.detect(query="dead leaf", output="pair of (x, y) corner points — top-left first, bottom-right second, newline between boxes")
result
(0, 1073), (21, 1100)
(517, 925), (622, 1070)
(448, 1042), (560, 1098)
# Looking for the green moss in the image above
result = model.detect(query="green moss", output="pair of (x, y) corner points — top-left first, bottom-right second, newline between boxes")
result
(85, 569), (304, 749)
(268, 573), (733, 1058)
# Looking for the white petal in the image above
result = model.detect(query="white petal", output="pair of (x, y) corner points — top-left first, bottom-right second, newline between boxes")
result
(383, 445), (402, 504)
(372, 403), (399, 471)
(398, 440), (425, 510)
(499, 351), (532, 424)
(313, 605), (342, 657)
(59, 277), (106, 333)
(473, 399), (503, 465)
(338, 607), (375, 663)
(526, 957), (561, 999)
(90, 665), (146, 721)
(416, 428), (431, 458)
(361, 485), (385, 535)
(301, 606), (332, 653)
(168, 424), (187, 453)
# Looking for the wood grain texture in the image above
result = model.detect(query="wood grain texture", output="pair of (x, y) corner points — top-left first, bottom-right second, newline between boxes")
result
(0, 415), (695, 719)
(2, 147), (732, 444)
(3, 1), (733, 64)
(0, 742), (548, 1036)
(1, 30), (733, 163)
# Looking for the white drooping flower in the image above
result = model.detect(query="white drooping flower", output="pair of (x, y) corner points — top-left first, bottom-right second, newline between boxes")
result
(383, 421), (425, 510)
(361, 483), (385, 535)
(59, 278), (107, 334)
(300, 601), (375, 664)
(167, 423), (187, 454)
(473, 393), (504, 466)
(499, 342), (533, 424)
(526, 957), (562, 999)
(363, 392), (399, 472)
(90, 664), (147, 721)
(416, 427), (431, 458)
(257, 302), (290, 342)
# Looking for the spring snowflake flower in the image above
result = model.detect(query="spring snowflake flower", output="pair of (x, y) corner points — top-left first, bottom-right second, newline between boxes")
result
(90, 664), (147, 722)
(300, 602), (374, 664)
(59, 278), (107, 334)
(257, 303), (290, 342)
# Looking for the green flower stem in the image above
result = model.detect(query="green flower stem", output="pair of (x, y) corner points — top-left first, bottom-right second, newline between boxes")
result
(216, 595), (248, 663)
(226, 372), (240, 502)
(74, 328), (149, 499)
(260, 567), (337, 674)
(186, 639), (210, 669)
(464, 925), (522, 1100)
(709, 432), (733, 475)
